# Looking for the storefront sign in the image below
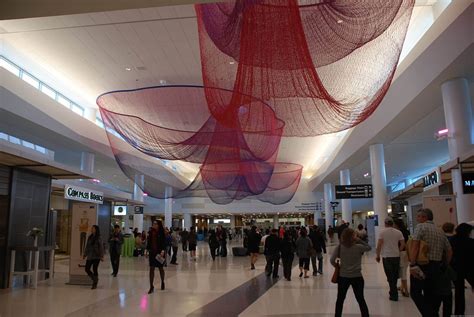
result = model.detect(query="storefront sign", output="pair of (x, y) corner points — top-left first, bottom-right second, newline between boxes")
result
(423, 168), (441, 191)
(64, 185), (103, 204)
(114, 205), (127, 216)
(335, 185), (373, 199)
(134, 206), (144, 214)
(462, 172), (474, 194)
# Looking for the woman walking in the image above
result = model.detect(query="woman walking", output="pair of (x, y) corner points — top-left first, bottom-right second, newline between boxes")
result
(188, 227), (198, 261)
(394, 219), (410, 297)
(146, 220), (166, 293)
(247, 226), (262, 270)
(83, 225), (104, 290)
(281, 231), (295, 281)
(295, 228), (312, 278)
(331, 228), (371, 317)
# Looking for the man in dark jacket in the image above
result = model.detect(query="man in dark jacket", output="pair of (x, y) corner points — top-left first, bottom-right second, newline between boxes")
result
(309, 225), (327, 275)
(264, 229), (281, 278)
(109, 225), (124, 277)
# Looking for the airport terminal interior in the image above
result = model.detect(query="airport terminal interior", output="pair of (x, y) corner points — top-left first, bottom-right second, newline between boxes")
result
(0, 0), (473, 316)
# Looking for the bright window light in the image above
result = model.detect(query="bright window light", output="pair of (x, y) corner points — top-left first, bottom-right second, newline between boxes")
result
(57, 94), (71, 108)
(35, 145), (46, 153)
(71, 103), (84, 116)
(21, 72), (40, 89)
(40, 84), (57, 100)
(21, 140), (35, 149)
(0, 58), (21, 76)
(8, 136), (20, 144)
(0, 132), (7, 140)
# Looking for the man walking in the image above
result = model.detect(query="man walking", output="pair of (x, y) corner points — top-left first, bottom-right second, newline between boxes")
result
(170, 228), (180, 265)
(408, 208), (452, 316)
(376, 217), (405, 301)
(264, 229), (281, 278)
(109, 224), (124, 277)
(309, 225), (327, 276)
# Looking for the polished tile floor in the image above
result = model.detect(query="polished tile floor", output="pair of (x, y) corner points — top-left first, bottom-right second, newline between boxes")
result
(0, 241), (472, 317)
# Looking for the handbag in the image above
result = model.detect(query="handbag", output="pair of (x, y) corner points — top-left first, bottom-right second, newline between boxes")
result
(155, 253), (166, 265)
(331, 245), (341, 284)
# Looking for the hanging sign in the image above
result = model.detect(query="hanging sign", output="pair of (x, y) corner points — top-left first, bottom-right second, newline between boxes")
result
(335, 185), (373, 199)
(64, 185), (103, 204)
(423, 168), (441, 191)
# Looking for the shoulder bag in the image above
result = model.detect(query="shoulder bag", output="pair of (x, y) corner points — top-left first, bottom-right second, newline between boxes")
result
(331, 245), (341, 284)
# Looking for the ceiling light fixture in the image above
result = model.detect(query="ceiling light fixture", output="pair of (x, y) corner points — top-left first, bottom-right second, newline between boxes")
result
(229, 61), (235, 65)
(337, 19), (343, 24)
(125, 67), (132, 71)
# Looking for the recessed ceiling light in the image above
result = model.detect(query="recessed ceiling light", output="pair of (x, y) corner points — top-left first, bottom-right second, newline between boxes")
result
(229, 61), (235, 65)
(125, 67), (132, 71)
(337, 19), (343, 24)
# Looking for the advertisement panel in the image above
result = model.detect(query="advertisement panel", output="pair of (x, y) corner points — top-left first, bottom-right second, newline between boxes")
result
(69, 202), (97, 284)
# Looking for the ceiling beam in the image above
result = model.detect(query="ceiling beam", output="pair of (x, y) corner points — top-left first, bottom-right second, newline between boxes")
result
(0, 0), (214, 20)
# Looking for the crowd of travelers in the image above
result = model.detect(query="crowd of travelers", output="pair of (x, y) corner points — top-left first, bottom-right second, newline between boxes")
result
(81, 210), (473, 316)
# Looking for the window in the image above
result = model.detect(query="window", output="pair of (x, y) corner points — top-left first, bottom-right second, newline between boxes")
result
(21, 140), (35, 149)
(21, 72), (40, 89)
(0, 58), (21, 76)
(40, 84), (57, 100)
(0, 132), (8, 141)
(57, 94), (71, 108)
(8, 136), (20, 144)
(35, 145), (46, 154)
(96, 117), (105, 129)
(71, 103), (85, 116)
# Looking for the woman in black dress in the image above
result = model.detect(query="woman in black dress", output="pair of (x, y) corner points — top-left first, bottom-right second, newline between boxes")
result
(146, 220), (166, 293)
(247, 226), (262, 270)
(83, 225), (104, 289)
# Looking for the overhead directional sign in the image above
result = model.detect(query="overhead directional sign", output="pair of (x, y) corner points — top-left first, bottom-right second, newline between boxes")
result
(335, 184), (373, 199)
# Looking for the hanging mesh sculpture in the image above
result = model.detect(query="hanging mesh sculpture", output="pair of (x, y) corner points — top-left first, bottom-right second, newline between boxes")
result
(97, 0), (414, 204)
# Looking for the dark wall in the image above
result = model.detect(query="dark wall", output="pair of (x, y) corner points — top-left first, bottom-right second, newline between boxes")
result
(0, 165), (11, 289)
(98, 201), (111, 251)
(1, 168), (51, 288)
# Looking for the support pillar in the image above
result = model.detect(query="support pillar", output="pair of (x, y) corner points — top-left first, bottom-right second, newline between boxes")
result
(273, 214), (279, 229)
(230, 215), (236, 229)
(183, 213), (192, 230)
(340, 169), (353, 225)
(370, 144), (388, 238)
(133, 175), (144, 232)
(324, 183), (334, 229)
(442, 78), (474, 223)
(164, 186), (173, 229)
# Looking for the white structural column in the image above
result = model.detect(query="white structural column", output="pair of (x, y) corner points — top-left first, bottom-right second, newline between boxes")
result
(80, 152), (95, 175)
(442, 78), (474, 223)
(164, 186), (173, 229)
(230, 215), (236, 228)
(183, 213), (192, 230)
(340, 169), (353, 224)
(370, 144), (388, 236)
(324, 183), (334, 229)
(133, 175), (144, 232)
(273, 214), (279, 229)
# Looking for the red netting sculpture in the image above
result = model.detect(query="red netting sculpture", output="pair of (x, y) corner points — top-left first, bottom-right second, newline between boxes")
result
(97, 0), (414, 204)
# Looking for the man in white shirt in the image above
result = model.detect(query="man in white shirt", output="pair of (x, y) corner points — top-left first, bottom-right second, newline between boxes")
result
(376, 217), (405, 301)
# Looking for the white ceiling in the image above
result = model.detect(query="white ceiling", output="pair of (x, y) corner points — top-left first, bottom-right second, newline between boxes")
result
(0, 0), (464, 192)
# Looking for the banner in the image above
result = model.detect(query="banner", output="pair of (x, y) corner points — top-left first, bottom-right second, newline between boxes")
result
(69, 202), (97, 284)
